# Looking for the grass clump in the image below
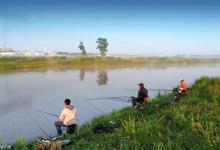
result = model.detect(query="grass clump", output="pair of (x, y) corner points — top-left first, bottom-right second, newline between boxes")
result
(13, 138), (29, 150)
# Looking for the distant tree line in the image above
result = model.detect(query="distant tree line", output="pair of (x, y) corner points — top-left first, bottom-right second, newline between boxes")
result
(78, 37), (108, 56)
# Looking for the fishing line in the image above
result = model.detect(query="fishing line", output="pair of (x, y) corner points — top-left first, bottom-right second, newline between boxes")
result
(77, 102), (97, 116)
(86, 96), (128, 101)
(27, 111), (50, 138)
(31, 109), (59, 117)
(44, 112), (56, 123)
(86, 97), (132, 103)
(86, 101), (105, 114)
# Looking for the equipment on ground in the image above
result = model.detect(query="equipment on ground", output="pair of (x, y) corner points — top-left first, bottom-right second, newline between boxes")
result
(37, 136), (71, 150)
(93, 121), (120, 134)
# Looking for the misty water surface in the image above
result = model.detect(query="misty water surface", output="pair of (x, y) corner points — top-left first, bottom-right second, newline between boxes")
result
(0, 64), (220, 144)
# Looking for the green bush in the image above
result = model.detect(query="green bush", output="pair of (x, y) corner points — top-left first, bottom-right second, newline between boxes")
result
(14, 138), (28, 150)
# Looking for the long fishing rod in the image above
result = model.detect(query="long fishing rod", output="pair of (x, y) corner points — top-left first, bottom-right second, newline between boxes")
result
(86, 96), (130, 101)
(85, 97), (132, 103)
(149, 89), (173, 91)
(108, 99), (132, 103)
(126, 88), (173, 92)
(31, 109), (59, 117)
(27, 111), (50, 138)
(32, 108), (78, 121)
(90, 98), (132, 103)
(107, 98), (132, 102)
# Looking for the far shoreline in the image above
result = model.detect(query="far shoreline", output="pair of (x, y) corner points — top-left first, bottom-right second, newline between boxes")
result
(0, 56), (220, 72)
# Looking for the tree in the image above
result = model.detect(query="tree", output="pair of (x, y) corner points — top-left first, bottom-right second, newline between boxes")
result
(96, 69), (108, 85)
(96, 38), (108, 56)
(78, 41), (86, 55)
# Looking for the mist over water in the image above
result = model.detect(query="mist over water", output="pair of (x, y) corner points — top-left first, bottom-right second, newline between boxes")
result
(0, 64), (220, 144)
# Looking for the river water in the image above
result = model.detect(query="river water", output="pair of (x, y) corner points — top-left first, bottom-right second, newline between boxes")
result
(0, 64), (220, 144)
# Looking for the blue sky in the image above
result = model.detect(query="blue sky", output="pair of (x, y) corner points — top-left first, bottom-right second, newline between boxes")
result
(0, 0), (220, 55)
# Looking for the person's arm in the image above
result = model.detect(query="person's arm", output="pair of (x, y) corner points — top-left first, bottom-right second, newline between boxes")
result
(179, 83), (184, 92)
(144, 89), (150, 103)
(144, 89), (148, 98)
(75, 109), (77, 118)
(137, 90), (140, 98)
(72, 108), (77, 119)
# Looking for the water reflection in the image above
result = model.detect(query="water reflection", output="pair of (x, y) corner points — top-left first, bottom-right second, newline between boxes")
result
(79, 69), (109, 85)
(96, 70), (108, 85)
(79, 69), (85, 82)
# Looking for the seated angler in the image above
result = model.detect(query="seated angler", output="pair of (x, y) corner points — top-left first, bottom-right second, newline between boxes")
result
(178, 79), (189, 96)
(132, 83), (149, 108)
(170, 79), (190, 103)
(55, 99), (77, 136)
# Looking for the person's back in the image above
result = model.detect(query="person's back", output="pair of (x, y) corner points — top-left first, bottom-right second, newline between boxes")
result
(55, 99), (77, 135)
(60, 105), (77, 125)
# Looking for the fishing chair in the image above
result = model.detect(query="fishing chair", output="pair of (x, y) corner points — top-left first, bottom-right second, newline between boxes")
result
(61, 124), (77, 134)
(61, 119), (77, 134)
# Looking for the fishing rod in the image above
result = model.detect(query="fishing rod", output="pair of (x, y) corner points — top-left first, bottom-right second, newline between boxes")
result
(86, 96), (130, 101)
(89, 98), (131, 102)
(31, 109), (59, 117)
(107, 99), (132, 103)
(126, 88), (173, 92)
(32, 108), (79, 121)
(149, 89), (173, 92)
(85, 96), (132, 103)
(27, 111), (50, 138)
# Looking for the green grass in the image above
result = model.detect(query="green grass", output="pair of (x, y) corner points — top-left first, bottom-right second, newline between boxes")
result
(0, 56), (220, 71)
(62, 77), (220, 150)
(11, 77), (220, 149)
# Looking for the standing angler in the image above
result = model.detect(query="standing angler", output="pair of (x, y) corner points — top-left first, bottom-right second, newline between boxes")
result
(132, 83), (149, 108)
(55, 99), (77, 136)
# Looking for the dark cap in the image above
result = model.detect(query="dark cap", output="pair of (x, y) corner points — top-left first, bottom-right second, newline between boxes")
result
(138, 83), (144, 86)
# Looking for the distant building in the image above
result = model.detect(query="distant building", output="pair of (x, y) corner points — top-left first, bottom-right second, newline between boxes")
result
(0, 47), (13, 52)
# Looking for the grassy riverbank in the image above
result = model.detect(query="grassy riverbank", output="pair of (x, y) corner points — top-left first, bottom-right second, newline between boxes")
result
(0, 56), (220, 71)
(12, 76), (220, 149)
